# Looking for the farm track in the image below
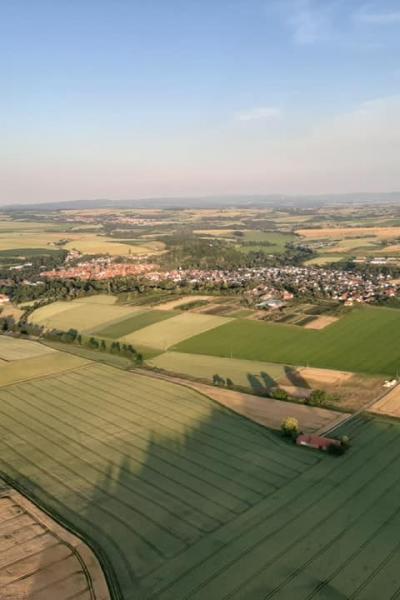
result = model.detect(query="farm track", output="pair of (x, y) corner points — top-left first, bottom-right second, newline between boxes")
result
(0, 362), (398, 598)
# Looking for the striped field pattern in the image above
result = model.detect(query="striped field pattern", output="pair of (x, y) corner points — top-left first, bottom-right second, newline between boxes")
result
(0, 364), (399, 598)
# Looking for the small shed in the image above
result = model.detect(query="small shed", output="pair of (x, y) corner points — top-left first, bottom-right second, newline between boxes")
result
(296, 434), (341, 452)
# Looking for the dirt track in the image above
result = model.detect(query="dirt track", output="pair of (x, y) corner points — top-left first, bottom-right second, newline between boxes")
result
(0, 482), (109, 600)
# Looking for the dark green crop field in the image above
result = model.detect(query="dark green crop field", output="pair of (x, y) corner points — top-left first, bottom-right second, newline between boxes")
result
(93, 309), (176, 339)
(0, 362), (400, 598)
(176, 306), (400, 375)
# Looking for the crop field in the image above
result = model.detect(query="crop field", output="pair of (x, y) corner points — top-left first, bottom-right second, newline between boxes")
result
(0, 336), (56, 361)
(298, 226), (400, 240)
(148, 351), (289, 389)
(122, 312), (232, 350)
(237, 231), (297, 254)
(75, 294), (118, 305)
(29, 300), (142, 333)
(176, 306), (400, 376)
(0, 351), (90, 387)
(0, 360), (400, 598)
(63, 237), (165, 257)
(0, 219), (165, 257)
(95, 310), (176, 339)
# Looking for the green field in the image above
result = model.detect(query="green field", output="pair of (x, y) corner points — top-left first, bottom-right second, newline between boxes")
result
(149, 351), (289, 390)
(95, 310), (176, 339)
(237, 231), (297, 254)
(176, 306), (400, 376)
(0, 361), (400, 598)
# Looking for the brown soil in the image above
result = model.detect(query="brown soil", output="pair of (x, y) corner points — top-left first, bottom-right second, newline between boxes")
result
(303, 315), (339, 330)
(0, 483), (110, 600)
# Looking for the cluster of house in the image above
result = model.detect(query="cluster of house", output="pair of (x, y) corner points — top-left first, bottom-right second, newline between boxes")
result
(40, 259), (158, 281)
(38, 261), (400, 305)
(242, 266), (399, 306)
(144, 266), (399, 305)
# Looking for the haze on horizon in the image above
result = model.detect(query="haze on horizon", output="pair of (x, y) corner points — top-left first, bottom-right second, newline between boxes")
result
(1, 0), (400, 205)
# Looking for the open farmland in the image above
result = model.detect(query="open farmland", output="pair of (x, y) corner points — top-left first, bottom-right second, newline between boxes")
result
(237, 230), (297, 254)
(0, 336), (56, 361)
(0, 362), (319, 598)
(94, 310), (176, 339)
(0, 352), (90, 387)
(298, 226), (400, 240)
(0, 219), (165, 257)
(148, 351), (383, 411)
(29, 299), (143, 333)
(63, 237), (165, 257)
(0, 359), (400, 598)
(176, 306), (400, 376)
(121, 312), (232, 349)
(149, 351), (289, 389)
(0, 336), (91, 386)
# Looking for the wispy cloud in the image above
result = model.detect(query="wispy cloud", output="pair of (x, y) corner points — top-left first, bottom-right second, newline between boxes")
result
(287, 0), (331, 44)
(236, 106), (282, 122)
(355, 8), (400, 25)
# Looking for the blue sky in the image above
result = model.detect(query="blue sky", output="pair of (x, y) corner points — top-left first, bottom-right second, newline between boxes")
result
(1, 0), (400, 203)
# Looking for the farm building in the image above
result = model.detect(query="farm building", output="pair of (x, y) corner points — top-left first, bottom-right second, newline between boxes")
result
(296, 434), (341, 451)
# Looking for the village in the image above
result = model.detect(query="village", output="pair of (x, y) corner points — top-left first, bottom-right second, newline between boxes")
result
(39, 255), (400, 306)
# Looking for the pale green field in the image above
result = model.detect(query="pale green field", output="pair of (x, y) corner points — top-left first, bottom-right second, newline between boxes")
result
(64, 237), (165, 256)
(29, 301), (142, 333)
(0, 351), (89, 386)
(148, 351), (289, 389)
(304, 255), (346, 266)
(121, 312), (232, 350)
(0, 336), (56, 361)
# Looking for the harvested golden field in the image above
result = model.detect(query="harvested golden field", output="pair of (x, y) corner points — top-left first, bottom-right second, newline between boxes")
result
(0, 481), (109, 600)
(298, 227), (400, 239)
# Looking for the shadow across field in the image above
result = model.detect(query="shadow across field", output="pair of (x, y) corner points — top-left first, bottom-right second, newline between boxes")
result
(23, 399), (304, 600)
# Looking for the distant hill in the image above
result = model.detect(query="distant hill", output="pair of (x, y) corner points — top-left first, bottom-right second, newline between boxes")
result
(2, 192), (400, 211)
